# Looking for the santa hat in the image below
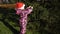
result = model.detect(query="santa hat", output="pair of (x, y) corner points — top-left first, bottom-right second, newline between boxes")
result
(16, 2), (25, 9)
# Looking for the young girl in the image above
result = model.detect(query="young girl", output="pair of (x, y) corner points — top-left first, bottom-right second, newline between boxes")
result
(15, 2), (33, 34)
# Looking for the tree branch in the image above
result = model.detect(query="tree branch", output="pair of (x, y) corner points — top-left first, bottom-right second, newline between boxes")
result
(0, 4), (16, 8)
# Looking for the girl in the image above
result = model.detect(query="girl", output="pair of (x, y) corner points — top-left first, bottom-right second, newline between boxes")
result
(15, 2), (33, 34)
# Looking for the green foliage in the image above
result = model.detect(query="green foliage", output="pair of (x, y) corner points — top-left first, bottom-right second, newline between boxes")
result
(0, 0), (60, 34)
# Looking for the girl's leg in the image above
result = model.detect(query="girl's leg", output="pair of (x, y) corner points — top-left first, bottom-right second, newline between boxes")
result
(20, 21), (27, 34)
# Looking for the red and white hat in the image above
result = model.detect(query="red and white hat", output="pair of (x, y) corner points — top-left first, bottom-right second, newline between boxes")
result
(16, 2), (25, 9)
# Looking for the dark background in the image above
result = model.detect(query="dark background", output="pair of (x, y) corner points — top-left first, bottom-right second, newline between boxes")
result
(0, 0), (60, 34)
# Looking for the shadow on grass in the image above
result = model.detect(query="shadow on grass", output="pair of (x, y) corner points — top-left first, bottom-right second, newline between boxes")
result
(0, 19), (19, 34)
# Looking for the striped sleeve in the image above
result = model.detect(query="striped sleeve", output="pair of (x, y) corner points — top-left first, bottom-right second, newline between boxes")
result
(26, 7), (33, 14)
(15, 9), (22, 15)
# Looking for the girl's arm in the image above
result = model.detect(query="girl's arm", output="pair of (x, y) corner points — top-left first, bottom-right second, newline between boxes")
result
(15, 9), (22, 15)
(26, 6), (33, 14)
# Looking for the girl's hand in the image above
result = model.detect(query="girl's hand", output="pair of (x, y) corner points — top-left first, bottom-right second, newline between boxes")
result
(29, 6), (33, 9)
(27, 6), (33, 9)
